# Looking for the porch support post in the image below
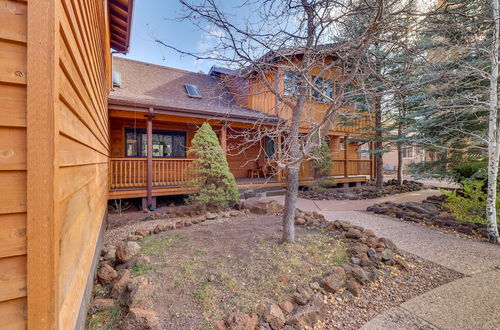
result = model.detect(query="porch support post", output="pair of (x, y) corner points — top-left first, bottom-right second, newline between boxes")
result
(146, 107), (154, 209)
(369, 141), (375, 180)
(277, 135), (283, 181)
(221, 123), (227, 157)
(344, 134), (349, 178)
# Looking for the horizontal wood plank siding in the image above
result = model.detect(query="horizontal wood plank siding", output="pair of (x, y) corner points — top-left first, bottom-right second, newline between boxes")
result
(56, 0), (111, 328)
(0, 1), (27, 328)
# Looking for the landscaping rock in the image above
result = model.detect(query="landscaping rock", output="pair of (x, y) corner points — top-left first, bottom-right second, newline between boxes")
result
(279, 301), (295, 314)
(153, 224), (165, 234)
(346, 280), (361, 297)
(286, 294), (326, 328)
(116, 241), (141, 263)
(345, 228), (363, 239)
(206, 212), (218, 220)
(135, 229), (149, 237)
(224, 311), (259, 330)
(351, 265), (368, 284)
(380, 248), (393, 261)
(121, 308), (159, 330)
(126, 277), (154, 308)
(322, 266), (346, 293)
(111, 269), (131, 301)
(102, 245), (117, 260)
(240, 198), (284, 215)
(263, 304), (286, 330)
(97, 263), (117, 284)
(127, 234), (142, 241)
(229, 210), (240, 217)
(293, 284), (314, 305)
(89, 298), (114, 313)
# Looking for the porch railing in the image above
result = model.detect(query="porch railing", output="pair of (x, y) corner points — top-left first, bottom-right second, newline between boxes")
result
(109, 158), (194, 189)
(300, 159), (372, 178)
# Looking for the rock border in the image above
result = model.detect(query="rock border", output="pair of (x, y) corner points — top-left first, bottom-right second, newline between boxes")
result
(366, 195), (491, 239)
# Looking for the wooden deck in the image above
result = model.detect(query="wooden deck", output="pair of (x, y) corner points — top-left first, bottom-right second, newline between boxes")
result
(108, 157), (371, 199)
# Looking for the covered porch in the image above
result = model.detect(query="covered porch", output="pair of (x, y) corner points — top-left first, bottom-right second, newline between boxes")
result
(108, 157), (372, 199)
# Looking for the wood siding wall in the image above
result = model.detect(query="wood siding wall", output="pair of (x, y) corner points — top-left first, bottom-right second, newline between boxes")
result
(0, 1), (28, 328)
(0, 0), (112, 329)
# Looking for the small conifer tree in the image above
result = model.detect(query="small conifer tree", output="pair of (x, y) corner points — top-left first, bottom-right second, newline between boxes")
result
(188, 123), (239, 209)
(311, 140), (334, 179)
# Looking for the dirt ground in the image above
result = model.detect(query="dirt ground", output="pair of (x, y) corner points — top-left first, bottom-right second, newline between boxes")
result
(107, 213), (461, 330)
(136, 214), (347, 329)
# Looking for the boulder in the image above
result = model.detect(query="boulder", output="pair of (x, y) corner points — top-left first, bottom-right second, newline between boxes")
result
(224, 312), (259, 330)
(135, 229), (149, 238)
(126, 277), (154, 308)
(111, 269), (131, 301)
(279, 301), (295, 315)
(153, 224), (165, 234)
(229, 210), (240, 217)
(286, 294), (326, 328)
(346, 280), (361, 297)
(240, 198), (284, 215)
(293, 284), (314, 305)
(102, 245), (117, 260)
(380, 249), (393, 261)
(121, 308), (159, 330)
(116, 241), (141, 263)
(379, 237), (397, 251)
(206, 212), (218, 220)
(322, 266), (346, 293)
(97, 264), (117, 285)
(351, 265), (368, 284)
(263, 304), (286, 330)
(345, 228), (363, 239)
(89, 298), (114, 313)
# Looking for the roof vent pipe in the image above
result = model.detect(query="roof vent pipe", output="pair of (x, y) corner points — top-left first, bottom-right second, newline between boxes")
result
(112, 71), (121, 87)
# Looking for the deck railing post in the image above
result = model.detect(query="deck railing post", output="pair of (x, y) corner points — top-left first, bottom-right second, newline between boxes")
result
(344, 134), (349, 178)
(221, 123), (227, 157)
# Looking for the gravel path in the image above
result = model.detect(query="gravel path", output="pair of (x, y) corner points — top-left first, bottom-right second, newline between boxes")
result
(274, 190), (500, 329)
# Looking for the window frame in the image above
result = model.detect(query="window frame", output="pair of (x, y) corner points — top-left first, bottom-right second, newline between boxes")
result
(124, 128), (187, 158)
(311, 75), (333, 103)
(264, 136), (276, 159)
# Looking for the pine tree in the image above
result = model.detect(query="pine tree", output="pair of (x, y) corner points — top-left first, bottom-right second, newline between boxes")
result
(188, 123), (239, 209)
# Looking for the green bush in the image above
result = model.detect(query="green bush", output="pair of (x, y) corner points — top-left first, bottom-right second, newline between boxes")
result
(440, 180), (500, 225)
(451, 161), (487, 182)
(188, 123), (239, 209)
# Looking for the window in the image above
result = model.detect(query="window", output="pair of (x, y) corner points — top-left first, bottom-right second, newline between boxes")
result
(311, 76), (333, 103)
(402, 147), (415, 158)
(265, 137), (276, 159)
(283, 71), (302, 97)
(340, 137), (346, 150)
(185, 84), (201, 98)
(125, 128), (186, 158)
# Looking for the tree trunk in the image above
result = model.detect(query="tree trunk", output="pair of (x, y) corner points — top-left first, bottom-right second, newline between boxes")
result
(374, 95), (384, 188)
(282, 166), (299, 243)
(397, 142), (403, 185)
(486, 0), (500, 244)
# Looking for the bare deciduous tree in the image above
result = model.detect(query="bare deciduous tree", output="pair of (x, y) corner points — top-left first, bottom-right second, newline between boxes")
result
(157, 0), (419, 242)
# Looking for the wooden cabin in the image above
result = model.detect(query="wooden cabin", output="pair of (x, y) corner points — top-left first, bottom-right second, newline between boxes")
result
(0, 1), (133, 329)
(108, 58), (374, 206)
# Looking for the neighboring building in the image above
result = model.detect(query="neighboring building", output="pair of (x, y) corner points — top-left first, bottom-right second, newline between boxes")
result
(0, 1), (133, 329)
(383, 146), (441, 172)
(108, 57), (375, 206)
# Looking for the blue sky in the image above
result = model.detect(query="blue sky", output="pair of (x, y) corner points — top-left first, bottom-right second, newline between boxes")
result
(116, 1), (231, 73)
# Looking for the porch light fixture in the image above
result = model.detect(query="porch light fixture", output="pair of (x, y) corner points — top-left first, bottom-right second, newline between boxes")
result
(185, 84), (202, 98)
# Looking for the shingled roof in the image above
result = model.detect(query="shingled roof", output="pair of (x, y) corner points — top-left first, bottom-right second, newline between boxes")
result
(109, 57), (278, 123)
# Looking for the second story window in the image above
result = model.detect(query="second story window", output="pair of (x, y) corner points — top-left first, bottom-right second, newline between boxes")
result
(283, 71), (302, 98)
(312, 76), (333, 103)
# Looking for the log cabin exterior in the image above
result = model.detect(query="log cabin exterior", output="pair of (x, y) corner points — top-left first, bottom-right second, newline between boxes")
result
(108, 58), (374, 205)
(0, 0), (133, 329)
